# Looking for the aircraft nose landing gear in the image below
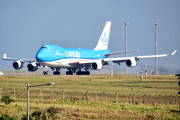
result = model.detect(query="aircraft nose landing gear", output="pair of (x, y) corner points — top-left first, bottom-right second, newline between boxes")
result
(43, 71), (48, 75)
(43, 65), (48, 75)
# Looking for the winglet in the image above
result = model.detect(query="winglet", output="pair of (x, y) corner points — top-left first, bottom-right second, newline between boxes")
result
(169, 50), (177, 56)
(3, 53), (6, 59)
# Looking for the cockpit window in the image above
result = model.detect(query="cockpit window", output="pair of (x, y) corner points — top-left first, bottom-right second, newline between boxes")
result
(41, 47), (48, 49)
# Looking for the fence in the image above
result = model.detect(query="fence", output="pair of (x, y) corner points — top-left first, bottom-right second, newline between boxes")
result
(0, 88), (179, 105)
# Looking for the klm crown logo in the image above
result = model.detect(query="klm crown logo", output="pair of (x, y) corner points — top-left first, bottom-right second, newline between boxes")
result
(102, 33), (108, 42)
(103, 33), (107, 37)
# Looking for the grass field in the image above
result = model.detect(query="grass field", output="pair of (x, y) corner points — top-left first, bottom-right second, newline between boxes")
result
(0, 74), (178, 94)
(0, 74), (179, 119)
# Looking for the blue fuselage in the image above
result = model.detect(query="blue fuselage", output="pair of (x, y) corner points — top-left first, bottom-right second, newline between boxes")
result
(36, 44), (110, 62)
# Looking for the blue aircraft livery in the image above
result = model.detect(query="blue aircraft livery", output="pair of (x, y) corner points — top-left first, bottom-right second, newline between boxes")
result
(36, 44), (110, 62)
(3, 21), (177, 75)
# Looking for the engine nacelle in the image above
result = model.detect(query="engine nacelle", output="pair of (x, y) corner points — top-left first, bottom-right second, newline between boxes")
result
(27, 62), (38, 72)
(12, 60), (24, 70)
(91, 61), (103, 70)
(125, 58), (137, 67)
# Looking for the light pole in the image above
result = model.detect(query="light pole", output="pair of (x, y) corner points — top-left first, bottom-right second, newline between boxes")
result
(27, 82), (55, 120)
(124, 22), (129, 75)
(154, 22), (159, 75)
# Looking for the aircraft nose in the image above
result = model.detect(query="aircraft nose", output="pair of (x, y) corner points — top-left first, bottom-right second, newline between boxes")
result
(36, 50), (47, 61)
(36, 52), (42, 61)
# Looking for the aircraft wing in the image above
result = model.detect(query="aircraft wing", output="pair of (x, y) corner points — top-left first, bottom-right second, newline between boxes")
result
(2, 53), (35, 62)
(105, 50), (138, 56)
(104, 50), (177, 62)
(67, 50), (177, 65)
(135, 50), (177, 59)
(67, 59), (101, 64)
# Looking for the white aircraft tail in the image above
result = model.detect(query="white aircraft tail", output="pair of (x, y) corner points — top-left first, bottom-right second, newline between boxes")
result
(94, 21), (111, 50)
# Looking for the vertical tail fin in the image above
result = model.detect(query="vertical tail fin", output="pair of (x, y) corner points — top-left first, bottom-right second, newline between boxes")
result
(94, 21), (111, 50)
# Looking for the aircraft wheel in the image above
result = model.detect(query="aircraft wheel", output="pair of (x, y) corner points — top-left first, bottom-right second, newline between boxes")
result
(43, 71), (48, 75)
(76, 71), (90, 75)
(76, 71), (81, 75)
(66, 71), (73, 75)
(53, 71), (60, 75)
(86, 71), (90, 75)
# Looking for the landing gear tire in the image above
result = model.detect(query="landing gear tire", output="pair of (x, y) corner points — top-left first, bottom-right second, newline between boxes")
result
(76, 71), (90, 75)
(86, 71), (90, 75)
(53, 71), (60, 75)
(43, 71), (48, 75)
(66, 71), (73, 75)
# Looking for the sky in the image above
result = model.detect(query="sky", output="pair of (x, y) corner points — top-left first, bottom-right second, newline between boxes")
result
(0, 0), (180, 74)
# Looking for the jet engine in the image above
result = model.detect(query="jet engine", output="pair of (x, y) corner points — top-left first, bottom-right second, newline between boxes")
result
(91, 61), (103, 70)
(27, 62), (38, 72)
(12, 60), (24, 70)
(125, 58), (137, 67)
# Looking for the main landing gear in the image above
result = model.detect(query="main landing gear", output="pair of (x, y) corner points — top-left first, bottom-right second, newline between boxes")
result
(53, 68), (60, 75)
(42, 67), (90, 76)
(76, 71), (90, 75)
(66, 68), (90, 75)
(66, 70), (73, 75)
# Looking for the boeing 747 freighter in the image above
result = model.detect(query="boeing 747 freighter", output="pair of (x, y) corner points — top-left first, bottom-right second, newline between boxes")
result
(2, 22), (177, 75)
